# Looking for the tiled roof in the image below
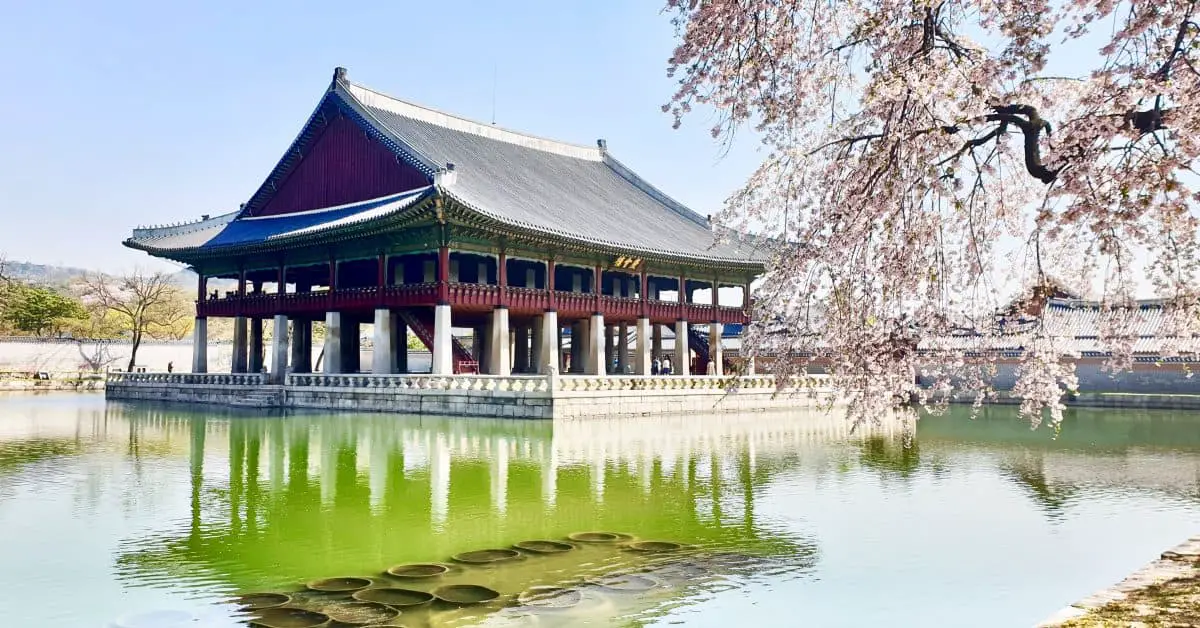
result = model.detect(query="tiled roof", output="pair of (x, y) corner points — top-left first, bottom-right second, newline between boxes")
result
(127, 188), (431, 253)
(125, 69), (768, 267)
(339, 80), (767, 264)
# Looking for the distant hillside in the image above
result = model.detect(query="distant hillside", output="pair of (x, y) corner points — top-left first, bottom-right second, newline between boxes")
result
(5, 261), (93, 286)
(3, 261), (196, 291)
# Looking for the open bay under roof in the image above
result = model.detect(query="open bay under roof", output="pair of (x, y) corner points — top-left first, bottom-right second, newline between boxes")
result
(126, 68), (766, 270)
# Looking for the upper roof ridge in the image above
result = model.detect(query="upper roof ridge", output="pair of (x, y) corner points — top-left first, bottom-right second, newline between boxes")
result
(342, 80), (604, 162)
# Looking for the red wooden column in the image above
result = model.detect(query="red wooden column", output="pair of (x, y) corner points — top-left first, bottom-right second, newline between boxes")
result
(546, 259), (557, 309)
(376, 252), (386, 306)
(639, 268), (649, 318)
(327, 254), (337, 308)
(678, 274), (688, 319)
(497, 249), (508, 306)
(437, 245), (450, 305)
(593, 265), (604, 315)
(236, 267), (246, 316)
(277, 262), (286, 308)
(711, 275), (719, 321)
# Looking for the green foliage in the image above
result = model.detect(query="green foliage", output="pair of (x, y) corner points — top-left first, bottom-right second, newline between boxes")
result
(1, 284), (87, 336)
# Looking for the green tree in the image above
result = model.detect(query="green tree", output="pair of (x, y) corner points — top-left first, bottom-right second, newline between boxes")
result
(2, 284), (87, 336)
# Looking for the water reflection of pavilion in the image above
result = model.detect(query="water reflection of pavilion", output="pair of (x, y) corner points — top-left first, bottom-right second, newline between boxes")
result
(110, 408), (865, 593)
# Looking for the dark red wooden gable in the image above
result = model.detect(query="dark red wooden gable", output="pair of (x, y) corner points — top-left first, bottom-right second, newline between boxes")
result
(255, 114), (430, 217)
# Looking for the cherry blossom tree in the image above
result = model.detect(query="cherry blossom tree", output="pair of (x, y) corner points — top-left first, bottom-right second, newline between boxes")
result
(665, 0), (1200, 429)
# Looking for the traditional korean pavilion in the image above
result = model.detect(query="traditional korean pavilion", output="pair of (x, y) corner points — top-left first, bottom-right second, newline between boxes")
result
(125, 68), (766, 380)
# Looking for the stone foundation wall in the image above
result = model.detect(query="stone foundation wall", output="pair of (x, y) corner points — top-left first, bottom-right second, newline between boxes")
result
(104, 373), (832, 419)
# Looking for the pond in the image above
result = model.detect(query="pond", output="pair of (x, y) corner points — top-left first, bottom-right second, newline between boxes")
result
(1, 394), (1198, 627)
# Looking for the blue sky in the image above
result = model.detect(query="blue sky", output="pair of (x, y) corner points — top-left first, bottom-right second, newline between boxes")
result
(0, 0), (762, 273)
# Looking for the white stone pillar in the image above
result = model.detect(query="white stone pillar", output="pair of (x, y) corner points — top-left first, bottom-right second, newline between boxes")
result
(372, 308), (394, 374)
(249, 318), (264, 373)
(232, 316), (248, 373)
(569, 321), (583, 373)
(539, 311), (558, 374)
(617, 322), (629, 374)
(531, 316), (543, 373)
(270, 314), (289, 384)
(747, 356), (757, 375)
(290, 319), (310, 373)
(393, 315), (408, 373)
(432, 304), (453, 375)
(634, 317), (650, 375)
(191, 317), (207, 373)
(323, 312), (342, 374)
(604, 325), (615, 373)
(488, 307), (511, 376)
(709, 322), (724, 376)
(587, 313), (606, 375)
(675, 319), (690, 376)
(513, 326), (529, 373)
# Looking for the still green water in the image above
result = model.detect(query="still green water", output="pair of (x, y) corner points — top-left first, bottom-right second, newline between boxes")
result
(1, 394), (1198, 627)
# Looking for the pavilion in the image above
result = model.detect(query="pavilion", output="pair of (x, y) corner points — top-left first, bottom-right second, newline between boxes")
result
(124, 68), (766, 383)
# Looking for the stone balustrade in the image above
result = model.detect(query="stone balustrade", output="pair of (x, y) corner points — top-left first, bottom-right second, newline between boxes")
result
(106, 371), (835, 419)
(287, 373), (552, 393)
(107, 372), (266, 386)
(551, 374), (828, 393)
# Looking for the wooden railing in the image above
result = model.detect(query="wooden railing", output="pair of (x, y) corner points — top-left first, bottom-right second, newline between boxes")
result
(197, 284), (749, 324)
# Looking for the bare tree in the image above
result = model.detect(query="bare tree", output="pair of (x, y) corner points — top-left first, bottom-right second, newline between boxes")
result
(82, 270), (190, 372)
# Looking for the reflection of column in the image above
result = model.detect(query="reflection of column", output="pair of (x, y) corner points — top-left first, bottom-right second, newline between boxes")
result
(245, 423), (262, 533)
(321, 431), (338, 505)
(641, 448), (653, 494)
(490, 437), (509, 515)
(270, 419), (285, 491)
(229, 423), (245, 535)
(369, 424), (389, 511)
(541, 445), (558, 508)
(189, 417), (206, 538)
(590, 454), (605, 503)
(431, 433), (450, 526)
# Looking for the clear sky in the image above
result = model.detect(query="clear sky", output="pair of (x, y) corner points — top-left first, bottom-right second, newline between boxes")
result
(0, 0), (762, 273)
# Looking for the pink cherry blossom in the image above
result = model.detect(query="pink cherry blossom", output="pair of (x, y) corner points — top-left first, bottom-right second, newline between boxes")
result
(666, 0), (1200, 430)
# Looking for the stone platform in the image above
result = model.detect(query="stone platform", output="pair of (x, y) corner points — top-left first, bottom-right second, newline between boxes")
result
(1038, 535), (1200, 626)
(104, 372), (835, 419)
